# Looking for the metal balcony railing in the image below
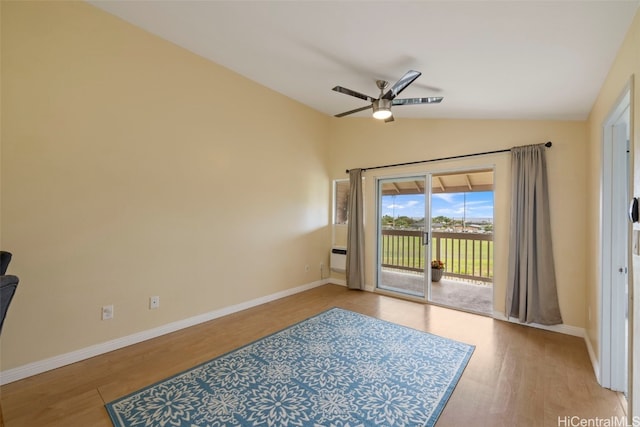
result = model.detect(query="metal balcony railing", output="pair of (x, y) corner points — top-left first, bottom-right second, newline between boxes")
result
(380, 229), (493, 283)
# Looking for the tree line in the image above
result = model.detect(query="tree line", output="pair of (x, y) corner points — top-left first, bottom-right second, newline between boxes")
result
(381, 215), (493, 232)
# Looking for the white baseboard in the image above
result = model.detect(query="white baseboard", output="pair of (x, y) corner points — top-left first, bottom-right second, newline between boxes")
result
(330, 278), (346, 287)
(4, 280), (597, 386)
(584, 332), (601, 383)
(0, 279), (330, 385)
(492, 311), (585, 337)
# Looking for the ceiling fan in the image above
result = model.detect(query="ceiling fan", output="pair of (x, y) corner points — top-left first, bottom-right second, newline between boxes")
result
(332, 70), (443, 122)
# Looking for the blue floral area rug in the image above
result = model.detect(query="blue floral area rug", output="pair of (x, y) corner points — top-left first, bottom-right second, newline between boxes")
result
(106, 308), (474, 427)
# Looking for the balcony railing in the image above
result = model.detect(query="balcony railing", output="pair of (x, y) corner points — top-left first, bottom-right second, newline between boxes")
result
(380, 229), (493, 283)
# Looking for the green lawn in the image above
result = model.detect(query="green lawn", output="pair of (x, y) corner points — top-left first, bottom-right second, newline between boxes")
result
(381, 234), (493, 279)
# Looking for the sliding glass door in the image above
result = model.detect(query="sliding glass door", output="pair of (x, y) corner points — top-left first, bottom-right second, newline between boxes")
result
(429, 170), (495, 315)
(376, 169), (495, 315)
(376, 175), (430, 298)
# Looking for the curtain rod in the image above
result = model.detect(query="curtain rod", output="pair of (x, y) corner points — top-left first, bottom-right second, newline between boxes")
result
(345, 141), (552, 173)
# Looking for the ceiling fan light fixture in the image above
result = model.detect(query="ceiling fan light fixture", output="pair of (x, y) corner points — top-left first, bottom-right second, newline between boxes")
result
(372, 99), (392, 120)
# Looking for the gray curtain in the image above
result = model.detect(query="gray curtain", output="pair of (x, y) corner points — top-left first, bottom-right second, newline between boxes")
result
(506, 144), (563, 325)
(346, 168), (365, 290)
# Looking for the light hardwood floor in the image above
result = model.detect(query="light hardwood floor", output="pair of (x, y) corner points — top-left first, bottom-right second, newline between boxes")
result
(0, 284), (626, 426)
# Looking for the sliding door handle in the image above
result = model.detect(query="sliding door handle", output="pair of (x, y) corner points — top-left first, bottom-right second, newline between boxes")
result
(424, 232), (429, 245)
(631, 198), (639, 222)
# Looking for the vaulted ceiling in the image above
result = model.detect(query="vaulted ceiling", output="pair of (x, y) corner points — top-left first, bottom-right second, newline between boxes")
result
(90, 1), (639, 121)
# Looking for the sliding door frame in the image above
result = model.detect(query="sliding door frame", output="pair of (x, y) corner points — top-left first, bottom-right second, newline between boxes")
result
(375, 173), (432, 300)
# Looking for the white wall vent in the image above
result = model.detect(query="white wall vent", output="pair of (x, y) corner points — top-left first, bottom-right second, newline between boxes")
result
(330, 247), (347, 272)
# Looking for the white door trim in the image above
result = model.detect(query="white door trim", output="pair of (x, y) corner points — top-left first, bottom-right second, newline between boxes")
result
(600, 84), (631, 393)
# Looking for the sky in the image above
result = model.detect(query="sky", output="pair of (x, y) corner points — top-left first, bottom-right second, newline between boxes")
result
(381, 191), (494, 220)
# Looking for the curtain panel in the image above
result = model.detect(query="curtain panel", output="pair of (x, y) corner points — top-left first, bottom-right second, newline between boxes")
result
(346, 168), (365, 290)
(506, 144), (562, 325)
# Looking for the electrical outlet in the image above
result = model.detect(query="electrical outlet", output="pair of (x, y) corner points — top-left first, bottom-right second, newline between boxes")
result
(102, 305), (114, 320)
(150, 296), (160, 309)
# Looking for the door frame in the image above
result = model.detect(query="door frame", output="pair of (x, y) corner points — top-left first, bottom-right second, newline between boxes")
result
(375, 173), (431, 300)
(600, 84), (631, 394)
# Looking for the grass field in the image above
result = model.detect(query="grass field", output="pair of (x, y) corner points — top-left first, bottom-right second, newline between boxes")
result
(381, 233), (493, 279)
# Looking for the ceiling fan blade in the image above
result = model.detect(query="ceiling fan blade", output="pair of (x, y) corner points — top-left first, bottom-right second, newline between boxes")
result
(392, 97), (443, 105)
(384, 115), (395, 123)
(332, 86), (376, 102)
(334, 104), (372, 118)
(382, 70), (422, 100)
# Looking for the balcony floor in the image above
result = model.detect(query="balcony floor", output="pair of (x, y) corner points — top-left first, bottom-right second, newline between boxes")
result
(379, 269), (493, 315)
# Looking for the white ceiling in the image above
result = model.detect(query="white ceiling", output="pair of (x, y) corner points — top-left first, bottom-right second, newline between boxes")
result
(90, 0), (639, 121)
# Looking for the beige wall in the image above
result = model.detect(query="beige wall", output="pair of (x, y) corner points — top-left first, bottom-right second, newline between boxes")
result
(0, 1), (331, 369)
(1, 0), (628, 374)
(328, 119), (588, 327)
(585, 10), (640, 367)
